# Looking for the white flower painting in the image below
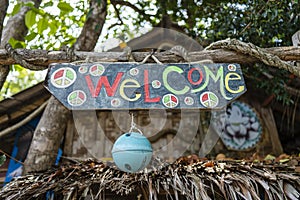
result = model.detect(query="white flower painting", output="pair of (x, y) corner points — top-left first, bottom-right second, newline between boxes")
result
(212, 101), (262, 150)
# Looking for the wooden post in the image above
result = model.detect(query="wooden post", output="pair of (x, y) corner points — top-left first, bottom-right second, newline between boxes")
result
(63, 118), (75, 159)
(259, 106), (283, 155)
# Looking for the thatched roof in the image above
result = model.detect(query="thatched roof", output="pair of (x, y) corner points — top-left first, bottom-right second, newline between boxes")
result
(0, 82), (49, 135)
(1, 155), (299, 200)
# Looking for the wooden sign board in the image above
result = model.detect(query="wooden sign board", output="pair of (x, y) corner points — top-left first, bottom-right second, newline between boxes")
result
(44, 63), (247, 110)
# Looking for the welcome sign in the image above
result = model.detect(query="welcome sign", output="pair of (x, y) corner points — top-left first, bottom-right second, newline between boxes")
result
(44, 63), (246, 110)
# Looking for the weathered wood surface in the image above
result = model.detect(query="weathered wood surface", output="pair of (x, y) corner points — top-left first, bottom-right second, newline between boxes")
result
(44, 63), (246, 110)
(0, 46), (299, 70)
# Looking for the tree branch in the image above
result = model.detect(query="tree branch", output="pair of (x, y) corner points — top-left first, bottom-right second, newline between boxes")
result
(110, 0), (155, 22)
(0, 46), (299, 67)
(111, 2), (124, 25)
(239, 0), (270, 35)
(0, 65), (8, 89)
(73, 0), (107, 51)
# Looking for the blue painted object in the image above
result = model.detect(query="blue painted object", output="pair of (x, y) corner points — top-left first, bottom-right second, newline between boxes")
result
(5, 117), (40, 184)
(111, 132), (153, 173)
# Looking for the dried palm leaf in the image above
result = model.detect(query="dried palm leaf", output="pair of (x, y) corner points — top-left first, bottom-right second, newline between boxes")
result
(0, 158), (299, 200)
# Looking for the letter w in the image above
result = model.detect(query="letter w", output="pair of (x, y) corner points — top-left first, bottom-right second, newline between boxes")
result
(85, 72), (124, 97)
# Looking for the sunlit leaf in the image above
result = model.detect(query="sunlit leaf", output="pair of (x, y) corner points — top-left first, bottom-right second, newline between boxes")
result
(57, 2), (74, 13)
(14, 42), (25, 49)
(8, 37), (25, 48)
(25, 32), (37, 42)
(11, 3), (21, 16)
(25, 10), (36, 28)
(49, 21), (59, 35)
(43, 2), (54, 7)
(37, 17), (48, 34)
(24, 1), (35, 8)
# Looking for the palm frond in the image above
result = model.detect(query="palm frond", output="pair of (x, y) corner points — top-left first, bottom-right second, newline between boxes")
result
(0, 157), (299, 200)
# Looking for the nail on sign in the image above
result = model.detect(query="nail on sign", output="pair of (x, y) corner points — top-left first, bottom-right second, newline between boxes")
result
(44, 63), (247, 110)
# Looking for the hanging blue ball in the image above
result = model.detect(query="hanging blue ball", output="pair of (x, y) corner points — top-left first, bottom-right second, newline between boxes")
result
(111, 132), (153, 173)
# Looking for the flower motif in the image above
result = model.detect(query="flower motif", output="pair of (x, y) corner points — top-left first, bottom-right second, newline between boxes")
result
(213, 101), (262, 150)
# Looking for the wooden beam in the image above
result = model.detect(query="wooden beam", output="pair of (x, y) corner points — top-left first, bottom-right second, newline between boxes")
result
(0, 46), (299, 70)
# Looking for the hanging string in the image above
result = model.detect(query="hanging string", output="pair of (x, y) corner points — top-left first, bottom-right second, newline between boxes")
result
(128, 113), (143, 135)
(140, 49), (163, 65)
(0, 149), (24, 165)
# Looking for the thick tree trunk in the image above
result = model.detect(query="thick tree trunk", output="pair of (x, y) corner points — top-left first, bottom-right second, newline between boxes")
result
(0, 0), (42, 90)
(0, 0), (9, 90)
(0, 0), (8, 42)
(23, 0), (107, 174)
(22, 96), (70, 173)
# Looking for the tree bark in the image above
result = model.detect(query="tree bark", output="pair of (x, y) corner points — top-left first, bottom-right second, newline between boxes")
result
(22, 96), (70, 173)
(0, 0), (9, 42)
(73, 0), (107, 51)
(0, 65), (8, 90)
(0, 0), (42, 90)
(0, 0), (9, 90)
(23, 0), (107, 174)
(0, 46), (299, 67)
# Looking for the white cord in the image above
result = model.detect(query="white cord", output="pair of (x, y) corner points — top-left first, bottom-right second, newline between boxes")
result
(128, 113), (143, 135)
(140, 54), (152, 64)
(140, 52), (163, 65)
(151, 55), (163, 65)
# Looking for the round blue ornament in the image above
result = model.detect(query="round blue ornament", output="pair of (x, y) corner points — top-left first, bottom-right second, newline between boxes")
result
(111, 132), (153, 173)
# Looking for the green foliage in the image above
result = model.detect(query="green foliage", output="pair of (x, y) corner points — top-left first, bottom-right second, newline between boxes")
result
(8, 37), (25, 48)
(10, 3), (21, 16)
(57, 2), (74, 13)
(5, 0), (87, 50)
(37, 17), (48, 34)
(0, 65), (41, 101)
(25, 10), (36, 28)
(150, 0), (299, 48)
(201, 1), (299, 47)
(1, 1), (88, 100)
(247, 63), (293, 105)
